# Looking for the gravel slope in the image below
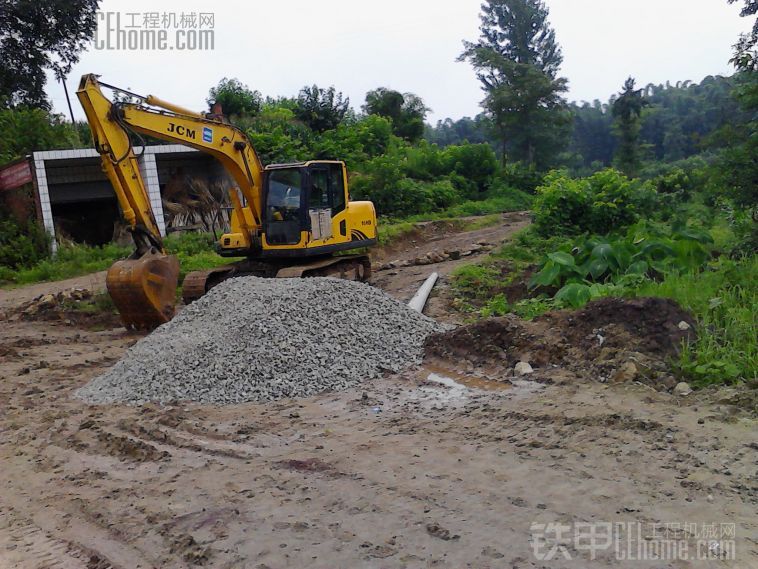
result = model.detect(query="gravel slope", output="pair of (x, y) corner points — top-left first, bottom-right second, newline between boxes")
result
(76, 277), (446, 405)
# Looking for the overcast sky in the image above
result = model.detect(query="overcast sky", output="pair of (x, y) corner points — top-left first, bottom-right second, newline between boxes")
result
(47, 0), (751, 123)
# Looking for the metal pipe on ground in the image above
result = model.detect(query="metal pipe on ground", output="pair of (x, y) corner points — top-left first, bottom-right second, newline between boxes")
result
(408, 272), (439, 313)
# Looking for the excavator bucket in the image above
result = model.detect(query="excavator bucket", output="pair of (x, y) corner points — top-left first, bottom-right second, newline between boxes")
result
(106, 252), (180, 330)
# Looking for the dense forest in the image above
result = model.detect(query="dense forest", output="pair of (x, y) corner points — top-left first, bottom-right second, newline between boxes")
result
(426, 73), (750, 176)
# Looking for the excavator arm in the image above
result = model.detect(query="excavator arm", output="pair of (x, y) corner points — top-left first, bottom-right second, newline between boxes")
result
(75, 74), (265, 329)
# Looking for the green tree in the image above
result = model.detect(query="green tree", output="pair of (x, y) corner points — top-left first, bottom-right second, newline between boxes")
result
(0, 0), (100, 109)
(728, 0), (757, 71)
(363, 88), (429, 142)
(612, 77), (647, 177)
(0, 108), (81, 164)
(712, 72), (757, 209)
(459, 0), (570, 168)
(294, 85), (350, 133)
(207, 78), (262, 117)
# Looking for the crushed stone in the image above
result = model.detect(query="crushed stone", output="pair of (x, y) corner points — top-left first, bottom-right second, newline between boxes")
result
(76, 277), (446, 405)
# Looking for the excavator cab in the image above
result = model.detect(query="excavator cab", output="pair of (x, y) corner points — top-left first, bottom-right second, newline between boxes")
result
(262, 161), (349, 247)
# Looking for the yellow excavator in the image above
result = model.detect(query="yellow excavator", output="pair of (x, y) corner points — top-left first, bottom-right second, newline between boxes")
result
(76, 74), (377, 330)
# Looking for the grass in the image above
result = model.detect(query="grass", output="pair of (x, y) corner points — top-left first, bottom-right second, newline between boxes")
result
(0, 232), (236, 288)
(630, 256), (757, 386)
(451, 226), (569, 316)
(450, 222), (757, 386)
(0, 242), (130, 286)
(377, 189), (532, 248)
(378, 214), (503, 247)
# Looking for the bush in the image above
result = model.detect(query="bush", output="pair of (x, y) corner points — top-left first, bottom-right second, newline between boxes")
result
(442, 143), (498, 196)
(0, 216), (50, 269)
(501, 162), (545, 193)
(586, 169), (656, 232)
(532, 169), (656, 235)
(356, 176), (462, 218)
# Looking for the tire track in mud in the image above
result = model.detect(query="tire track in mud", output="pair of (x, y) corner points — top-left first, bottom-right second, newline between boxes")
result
(0, 509), (116, 569)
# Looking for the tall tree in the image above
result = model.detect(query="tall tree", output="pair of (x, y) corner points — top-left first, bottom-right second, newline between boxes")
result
(207, 78), (262, 117)
(363, 88), (429, 142)
(459, 0), (570, 168)
(0, 0), (100, 109)
(612, 77), (647, 177)
(294, 85), (350, 133)
(714, 0), (758, 210)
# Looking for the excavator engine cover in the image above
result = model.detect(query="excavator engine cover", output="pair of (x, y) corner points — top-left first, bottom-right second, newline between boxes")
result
(106, 252), (180, 330)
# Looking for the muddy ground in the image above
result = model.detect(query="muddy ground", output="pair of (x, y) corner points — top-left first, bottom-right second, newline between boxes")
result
(0, 213), (756, 569)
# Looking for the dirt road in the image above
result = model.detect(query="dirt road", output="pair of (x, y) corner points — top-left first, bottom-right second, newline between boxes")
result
(0, 214), (755, 568)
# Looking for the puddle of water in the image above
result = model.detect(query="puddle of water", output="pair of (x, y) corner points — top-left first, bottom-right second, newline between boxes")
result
(424, 364), (511, 392)
(422, 373), (469, 402)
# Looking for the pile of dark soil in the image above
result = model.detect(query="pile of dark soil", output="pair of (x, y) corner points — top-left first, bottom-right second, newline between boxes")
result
(425, 297), (696, 387)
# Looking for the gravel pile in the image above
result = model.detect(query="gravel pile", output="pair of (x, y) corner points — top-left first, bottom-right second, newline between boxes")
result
(76, 277), (446, 405)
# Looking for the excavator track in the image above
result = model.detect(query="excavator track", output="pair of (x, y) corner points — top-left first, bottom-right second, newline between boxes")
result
(181, 265), (237, 305)
(181, 255), (371, 305)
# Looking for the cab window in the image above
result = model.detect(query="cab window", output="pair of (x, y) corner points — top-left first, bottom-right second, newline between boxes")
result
(267, 169), (302, 221)
(328, 164), (346, 214)
(266, 168), (303, 245)
(309, 169), (330, 209)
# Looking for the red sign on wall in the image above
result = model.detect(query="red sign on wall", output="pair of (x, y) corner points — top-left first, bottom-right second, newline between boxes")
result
(0, 160), (33, 191)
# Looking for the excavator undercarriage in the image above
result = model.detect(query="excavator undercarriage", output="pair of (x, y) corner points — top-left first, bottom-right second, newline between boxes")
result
(181, 255), (371, 305)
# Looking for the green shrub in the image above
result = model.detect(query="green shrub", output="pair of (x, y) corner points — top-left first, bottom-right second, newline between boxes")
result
(0, 216), (50, 268)
(442, 143), (498, 196)
(532, 170), (593, 234)
(164, 232), (217, 256)
(632, 256), (757, 385)
(529, 221), (715, 306)
(533, 169), (657, 235)
(653, 168), (693, 197)
(501, 162), (545, 193)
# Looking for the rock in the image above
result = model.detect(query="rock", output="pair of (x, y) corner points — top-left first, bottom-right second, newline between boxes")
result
(610, 362), (638, 383)
(674, 382), (692, 396)
(677, 320), (691, 331)
(38, 294), (56, 307)
(514, 362), (534, 376)
(447, 250), (461, 260)
(660, 375), (678, 390)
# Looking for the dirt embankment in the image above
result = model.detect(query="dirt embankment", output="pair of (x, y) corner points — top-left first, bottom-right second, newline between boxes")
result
(426, 296), (702, 392)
